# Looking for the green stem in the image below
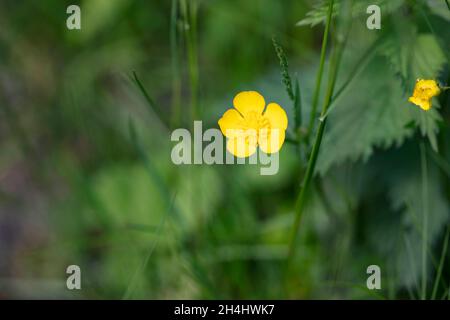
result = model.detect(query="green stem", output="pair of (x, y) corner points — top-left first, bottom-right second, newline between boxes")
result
(420, 141), (429, 300)
(286, 14), (343, 267)
(307, 0), (334, 137)
(294, 76), (302, 132)
(320, 36), (381, 121)
(431, 226), (450, 300)
(181, 0), (199, 122)
(170, 0), (182, 128)
(418, 0), (450, 63)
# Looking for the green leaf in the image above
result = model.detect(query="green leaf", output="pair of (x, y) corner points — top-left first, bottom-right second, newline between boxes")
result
(366, 144), (449, 289)
(316, 55), (442, 175)
(296, 0), (403, 28)
(381, 32), (447, 94)
(416, 106), (441, 152)
(296, 0), (338, 27)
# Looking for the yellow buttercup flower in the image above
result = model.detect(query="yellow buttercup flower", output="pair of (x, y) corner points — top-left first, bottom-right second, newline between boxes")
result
(218, 91), (288, 157)
(408, 79), (441, 111)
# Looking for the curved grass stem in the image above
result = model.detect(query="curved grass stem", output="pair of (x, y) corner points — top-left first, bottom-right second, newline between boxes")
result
(286, 3), (346, 270)
(420, 141), (429, 300)
(180, 0), (199, 122)
(170, 0), (182, 128)
(431, 226), (450, 300)
(320, 36), (381, 121)
(307, 0), (334, 137)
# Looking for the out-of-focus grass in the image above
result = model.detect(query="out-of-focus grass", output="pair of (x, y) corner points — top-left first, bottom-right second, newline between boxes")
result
(0, 0), (449, 300)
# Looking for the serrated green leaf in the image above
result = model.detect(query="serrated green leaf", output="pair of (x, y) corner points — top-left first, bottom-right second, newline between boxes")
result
(296, 0), (338, 27)
(296, 0), (403, 28)
(366, 144), (449, 288)
(381, 33), (447, 94)
(316, 55), (442, 175)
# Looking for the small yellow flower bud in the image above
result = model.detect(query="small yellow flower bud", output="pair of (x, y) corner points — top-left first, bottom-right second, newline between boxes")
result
(408, 79), (441, 111)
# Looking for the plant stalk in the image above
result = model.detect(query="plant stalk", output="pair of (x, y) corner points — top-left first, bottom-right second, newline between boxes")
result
(307, 0), (334, 137)
(286, 4), (345, 268)
(431, 226), (450, 300)
(181, 0), (199, 123)
(420, 141), (429, 300)
(170, 0), (182, 128)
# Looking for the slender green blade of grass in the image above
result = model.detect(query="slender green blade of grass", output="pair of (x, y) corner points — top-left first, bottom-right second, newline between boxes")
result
(180, 0), (199, 122)
(170, 0), (182, 128)
(403, 232), (420, 299)
(428, 142), (450, 178)
(320, 36), (381, 121)
(127, 118), (181, 220)
(294, 76), (303, 132)
(440, 287), (449, 299)
(132, 71), (156, 111)
(307, 0), (334, 137)
(417, 0), (450, 62)
(131, 71), (169, 127)
(122, 193), (176, 299)
(431, 226), (450, 299)
(420, 141), (429, 300)
(287, 0), (342, 269)
(123, 119), (183, 299)
(402, 199), (448, 292)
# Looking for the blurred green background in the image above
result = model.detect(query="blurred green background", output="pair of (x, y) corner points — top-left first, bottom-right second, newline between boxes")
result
(0, 0), (449, 299)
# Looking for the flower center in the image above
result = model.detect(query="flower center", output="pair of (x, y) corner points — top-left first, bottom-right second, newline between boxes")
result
(244, 111), (271, 131)
(235, 111), (273, 145)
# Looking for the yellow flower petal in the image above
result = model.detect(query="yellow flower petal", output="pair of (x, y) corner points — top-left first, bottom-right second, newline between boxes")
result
(263, 102), (288, 130)
(258, 128), (285, 154)
(220, 92), (288, 156)
(409, 96), (431, 111)
(233, 91), (265, 116)
(414, 79), (440, 99)
(226, 133), (258, 158)
(218, 109), (245, 138)
(408, 79), (441, 111)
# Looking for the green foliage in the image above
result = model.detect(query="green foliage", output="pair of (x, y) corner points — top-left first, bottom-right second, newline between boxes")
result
(2, 0), (450, 300)
(296, 0), (403, 27)
(317, 53), (442, 174)
(296, 0), (343, 27)
(381, 30), (446, 94)
(316, 4), (448, 174)
(365, 144), (449, 291)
